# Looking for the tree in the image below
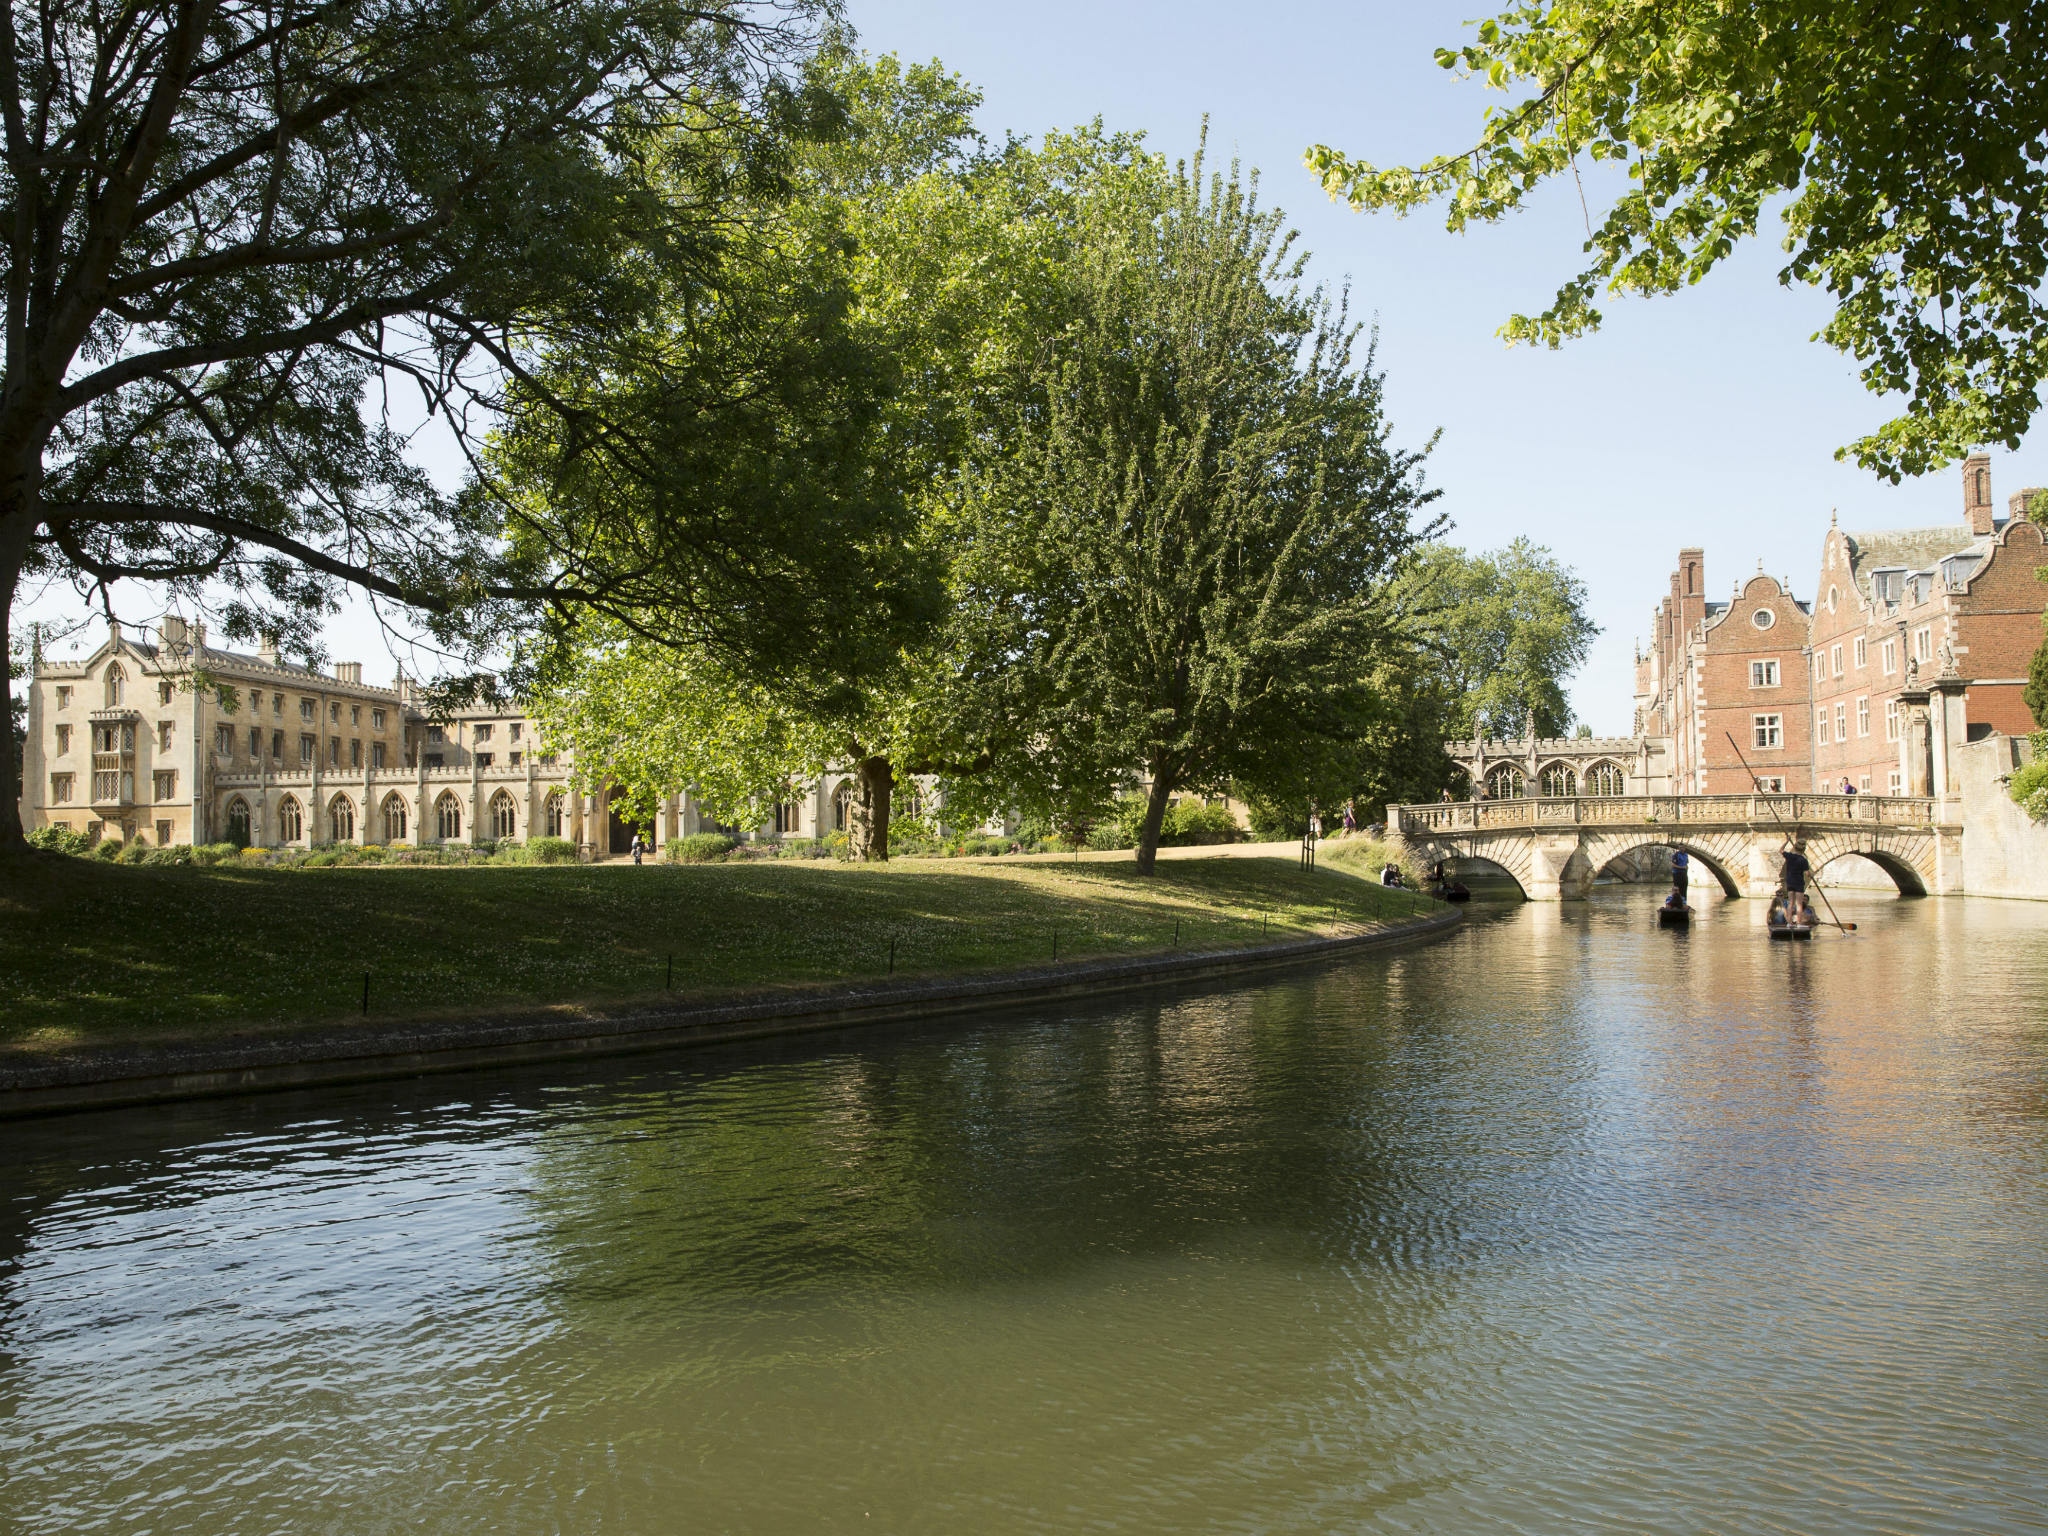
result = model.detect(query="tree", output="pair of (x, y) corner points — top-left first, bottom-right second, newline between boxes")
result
(1400, 539), (1597, 741)
(525, 56), (1146, 859)
(950, 141), (1439, 875)
(1307, 3), (2048, 480)
(0, 0), (840, 851)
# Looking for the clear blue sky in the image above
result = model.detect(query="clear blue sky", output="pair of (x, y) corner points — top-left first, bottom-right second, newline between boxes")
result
(19, 1), (2048, 732)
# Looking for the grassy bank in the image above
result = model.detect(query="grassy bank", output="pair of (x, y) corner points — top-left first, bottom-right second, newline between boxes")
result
(0, 853), (1440, 1051)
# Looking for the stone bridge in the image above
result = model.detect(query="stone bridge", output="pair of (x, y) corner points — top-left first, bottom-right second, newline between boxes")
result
(1389, 794), (1961, 900)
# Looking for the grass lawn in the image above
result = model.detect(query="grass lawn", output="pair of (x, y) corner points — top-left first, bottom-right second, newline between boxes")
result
(0, 853), (1441, 1051)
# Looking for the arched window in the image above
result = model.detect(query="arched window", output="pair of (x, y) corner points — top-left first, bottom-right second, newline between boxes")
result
(436, 792), (462, 842)
(1583, 761), (1626, 797)
(491, 790), (518, 841)
(329, 795), (355, 843)
(382, 793), (409, 844)
(1539, 765), (1577, 798)
(226, 798), (251, 846)
(104, 663), (125, 707)
(1485, 765), (1525, 800)
(832, 783), (853, 831)
(278, 796), (303, 843)
(544, 791), (565, 838)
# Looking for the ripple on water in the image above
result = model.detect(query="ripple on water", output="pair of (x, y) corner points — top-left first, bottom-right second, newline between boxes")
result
(3, 891), (2048, 1534)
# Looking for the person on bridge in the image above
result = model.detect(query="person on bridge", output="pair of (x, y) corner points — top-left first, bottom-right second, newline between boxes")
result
(1670, 849), (1690, 903)
(1842, 777), (1858, 796)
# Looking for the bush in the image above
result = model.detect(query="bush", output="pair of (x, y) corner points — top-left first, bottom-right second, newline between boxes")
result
(193, 842), (241, 867)
(523, 836), (579, 865)
(26, 824), (92, 856)
(142, 845), (194, 867)
(2009, 732), (2048, 820)
(91, 838), (123, 861)
(1160, 802), (1243, 847)
(772, 837), (834, 860)
(117, 841), (151, 864)
(666, 832), (737, 863)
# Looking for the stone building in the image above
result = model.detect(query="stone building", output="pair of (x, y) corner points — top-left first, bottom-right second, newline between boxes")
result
(1442, 734), (1673, 801)
(16, 619), (878, 855)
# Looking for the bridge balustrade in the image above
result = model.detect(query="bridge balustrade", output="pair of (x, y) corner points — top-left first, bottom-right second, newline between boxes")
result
(1395, 793), (1940, 835)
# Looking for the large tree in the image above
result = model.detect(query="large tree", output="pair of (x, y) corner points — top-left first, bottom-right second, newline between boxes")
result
(524, 56), (1144, 859)
(0, 0), (841, 850)
(949, 141), (1438, 875)
(1307, 2), (2048, 480)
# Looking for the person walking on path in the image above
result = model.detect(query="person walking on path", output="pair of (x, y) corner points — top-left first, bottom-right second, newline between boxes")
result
(1670, 848), (1689, 903)
(630, 831), (646, 866)
(1342, 802), (1357, 834)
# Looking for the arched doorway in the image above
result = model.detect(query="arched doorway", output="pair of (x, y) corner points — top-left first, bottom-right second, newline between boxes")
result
(607, 787), (650, 855)
(226, 798), (251, 847)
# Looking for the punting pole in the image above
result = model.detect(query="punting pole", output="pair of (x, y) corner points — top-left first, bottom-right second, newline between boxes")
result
(1722, 732), (1858, 933)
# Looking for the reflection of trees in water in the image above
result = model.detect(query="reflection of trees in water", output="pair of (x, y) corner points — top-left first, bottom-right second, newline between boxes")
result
(510, 957), (1604, 1306)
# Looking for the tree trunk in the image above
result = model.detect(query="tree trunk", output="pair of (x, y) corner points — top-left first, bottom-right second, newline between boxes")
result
(1133, 766), (1177, 875)
(848, 755), (893, 863)
(0, 530), (26, 854)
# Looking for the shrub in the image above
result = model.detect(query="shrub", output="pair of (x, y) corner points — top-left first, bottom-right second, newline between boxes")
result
(2009, 732), (2048, 820)
(772, 837), (834, 860)
(666, 832), (737, 863)
(240, 845), (270, 860)
(1160, 802), (1243, 847)
(193, 842), (241, 867)
(143, 845), (194, 867)
(523, 836), (579, 865)
(91, 838), (124, 861)
(26, 824), (92, 856)
(118, 841), (151, 864)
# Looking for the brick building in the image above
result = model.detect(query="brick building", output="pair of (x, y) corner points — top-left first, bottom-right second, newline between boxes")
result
(1634, 456), (2048, 796)
(1636, 557), (1814, 793)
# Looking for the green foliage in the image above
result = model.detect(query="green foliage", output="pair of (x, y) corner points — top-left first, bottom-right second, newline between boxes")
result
(1308, 3), (2048, 479)
(522, 838), (582, 866)
(947, 134), (1437, 871)
(1083, 796), (1248, 851)
(2008, 733), (2048, 821)
(26, 824), (92, 856)
(2026, 620), (2048, 730)
(667, 833), (740, 864)
(1318, 835), (1430, 893)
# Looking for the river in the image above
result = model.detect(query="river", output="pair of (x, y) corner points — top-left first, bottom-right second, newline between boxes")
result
(3, 889), (2047, 1534)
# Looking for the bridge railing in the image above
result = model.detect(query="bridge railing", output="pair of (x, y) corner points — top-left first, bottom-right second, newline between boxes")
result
(1391, 793), (1941, 835)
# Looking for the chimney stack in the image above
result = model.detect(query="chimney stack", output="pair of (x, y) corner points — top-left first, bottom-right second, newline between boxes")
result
(257, 633), (279, 664)
(334, 662), (362, 685)
(1964, 451), (1995, 535)
(158, 616), (187, 648)
(2009, 488), (2044, 524)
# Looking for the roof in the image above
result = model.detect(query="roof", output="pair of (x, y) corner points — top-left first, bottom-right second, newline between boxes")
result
(1843, 526), (1983, 596)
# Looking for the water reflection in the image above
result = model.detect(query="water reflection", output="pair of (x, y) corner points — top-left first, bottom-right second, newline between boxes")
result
(3, 892), (2047, 1533)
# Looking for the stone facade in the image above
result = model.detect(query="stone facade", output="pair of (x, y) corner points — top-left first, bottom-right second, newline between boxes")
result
(1443, 735), (1673, 800)
(18, 620), (877, 855)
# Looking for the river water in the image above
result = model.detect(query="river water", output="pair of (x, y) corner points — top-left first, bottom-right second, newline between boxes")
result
(4, 889), (2048, 1534)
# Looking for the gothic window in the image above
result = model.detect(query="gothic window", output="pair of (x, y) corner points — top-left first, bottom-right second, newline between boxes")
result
(436, 792), (462, 841)
(1583, 762), (1626, 796)
(491, 791), (518, 840)
(775, 801), (802, 834)
(330, 795), (356, 842)
(1539, 765), (1576, 798)
(544, 792), (565, 838)
(1485, 765), (1524, 800)
(158, 681), (174, 705)
(278, 796), (303, 842)
(227, 799), (251, 844)
(104, 663), (125, 706)
(833, 784), (853, 831)
(383, 794), (409, 843)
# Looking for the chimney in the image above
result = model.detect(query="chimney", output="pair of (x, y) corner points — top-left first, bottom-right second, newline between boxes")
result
(1964, 451), (1995, 535)
(333, 661), (361, 684)
(158, 616), (187, 648)
(257, 633), (279, 664)
(192, 622), (206, 649)
(2009, 488), (2044, 524)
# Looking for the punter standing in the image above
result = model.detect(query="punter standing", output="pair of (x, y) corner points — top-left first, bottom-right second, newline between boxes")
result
(1781, 838), (1813, 919)
(1670, 848), (1689, 903)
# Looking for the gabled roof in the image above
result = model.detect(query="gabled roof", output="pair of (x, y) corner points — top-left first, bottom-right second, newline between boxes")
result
(1843, 527), (1982, 598)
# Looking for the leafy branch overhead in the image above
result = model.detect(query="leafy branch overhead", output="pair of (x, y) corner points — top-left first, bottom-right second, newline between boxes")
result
(1306, 2), (2048, 480)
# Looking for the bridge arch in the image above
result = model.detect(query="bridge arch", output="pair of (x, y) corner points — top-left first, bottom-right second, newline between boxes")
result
(1584, 836), (1743, 898)
(1445, 853), (1527, 899)
(1810, 844), (1928, 897)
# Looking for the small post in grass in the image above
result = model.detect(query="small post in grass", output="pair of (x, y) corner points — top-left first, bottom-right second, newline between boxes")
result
(1052, 926), (1059, 962)
(361, 971), (370, 1016)
(888, 936), (896, 975)
(666, 953), (673, 990)
(1173, 917), (1180, 948)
